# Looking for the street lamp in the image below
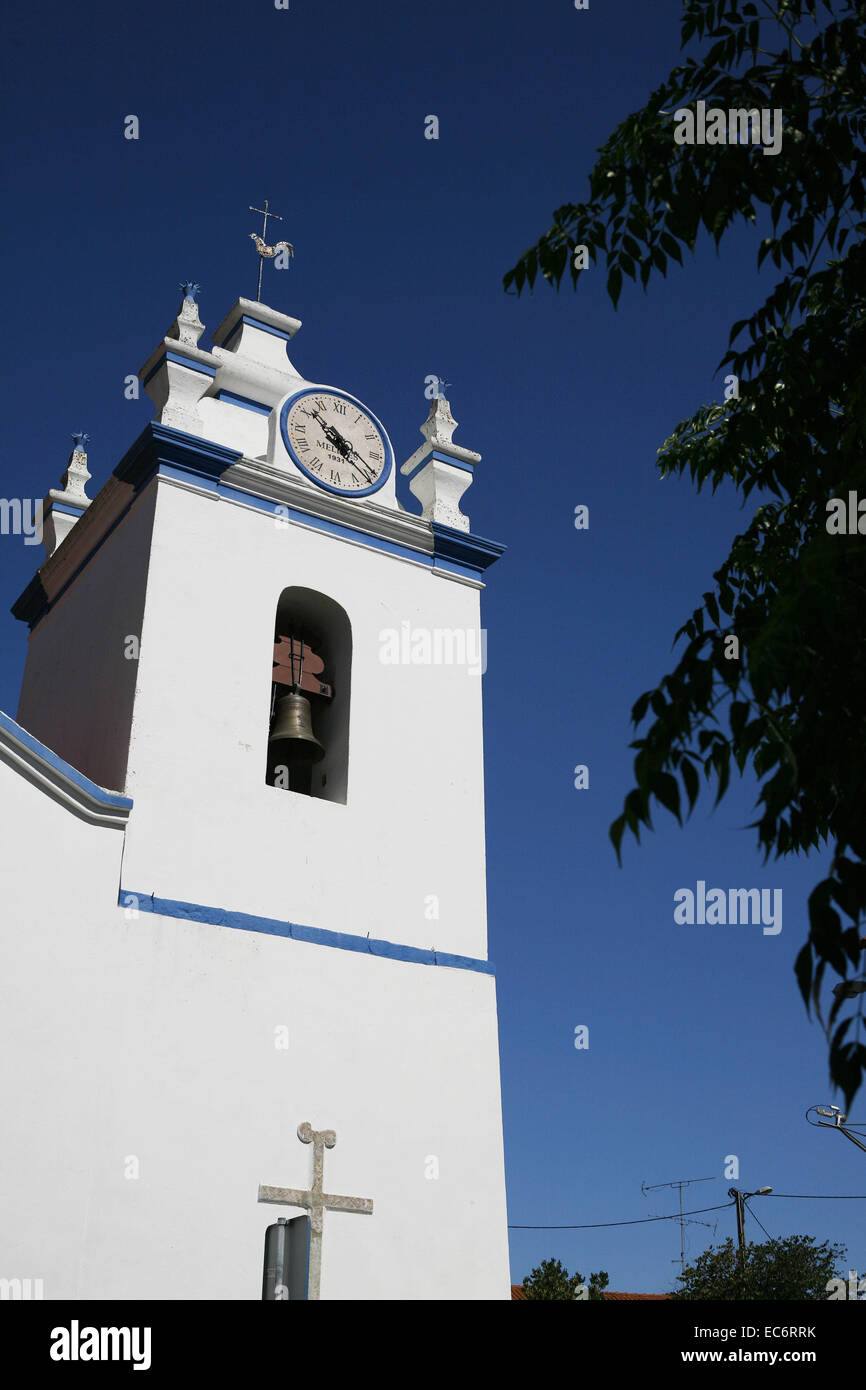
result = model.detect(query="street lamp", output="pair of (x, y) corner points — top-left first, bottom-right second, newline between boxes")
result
(728, 1186), (773, 1269)
(807, 1104), (866, 1156)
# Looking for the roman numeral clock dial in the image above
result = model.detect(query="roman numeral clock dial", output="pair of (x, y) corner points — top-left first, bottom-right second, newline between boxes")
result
(280, 390), (392, 497)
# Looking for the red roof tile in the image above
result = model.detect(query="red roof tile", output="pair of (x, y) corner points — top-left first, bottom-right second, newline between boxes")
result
(511, 1284), (669, 1301)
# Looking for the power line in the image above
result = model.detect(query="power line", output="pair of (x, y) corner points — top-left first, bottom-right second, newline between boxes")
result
(508, 1202), (733, 1230)
(508, 1193), (866, 1230)
(744, 1200), (776, 1244)
(765, 1192), (866, 1199)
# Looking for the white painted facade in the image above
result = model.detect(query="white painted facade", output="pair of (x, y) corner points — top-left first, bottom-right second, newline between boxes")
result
(0, 290), (509, 1299)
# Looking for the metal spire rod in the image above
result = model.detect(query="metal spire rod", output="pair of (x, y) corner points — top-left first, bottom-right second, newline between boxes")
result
(249, 199), (284, 302)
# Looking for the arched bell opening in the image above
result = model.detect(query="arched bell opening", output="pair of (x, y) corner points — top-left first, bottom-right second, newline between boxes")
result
(265, 587), (351, 805)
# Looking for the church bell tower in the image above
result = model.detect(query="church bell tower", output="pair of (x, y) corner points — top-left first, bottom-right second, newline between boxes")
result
(1, 278), (509, 1300)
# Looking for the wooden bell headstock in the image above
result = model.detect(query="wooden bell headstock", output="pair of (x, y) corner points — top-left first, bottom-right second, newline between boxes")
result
(272, 636), (332, 699)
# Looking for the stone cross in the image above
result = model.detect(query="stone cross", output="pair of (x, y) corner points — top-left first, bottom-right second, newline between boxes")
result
(258, 1122), (373, 1300)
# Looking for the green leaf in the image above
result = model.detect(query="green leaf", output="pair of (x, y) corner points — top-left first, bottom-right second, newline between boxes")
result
(681, 756), (700, 813)
(660, 231), (683, 265)
(729, 701), (749, 739)
(610, 813), (627, 864)
(631, 691), (653, 725)
(650, 771), (682, 823)
(794, 943), (813, 1013)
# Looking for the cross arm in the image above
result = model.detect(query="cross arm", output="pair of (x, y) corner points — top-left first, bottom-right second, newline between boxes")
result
(322, 1194), (374, 1214)
(258, 1185), (311, 1208)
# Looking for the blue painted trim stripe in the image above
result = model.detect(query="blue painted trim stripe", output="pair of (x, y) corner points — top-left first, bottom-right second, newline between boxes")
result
(48, 502), (87, 517)
(432, 522), (505, 575)
(142, 465), (490, 583)
(216, 475), (483, 577)
(218, 315), (296, 349)
(114, 422), (242, 491)
(0, 710), (133, 808)
(166, 351), (216, 377)
(152, 463), (456, 573)
(142, 352), (217, 388)
(215, 389), (271, 417)
(122, 890), (495, 975)
(403, 448), (477, 479)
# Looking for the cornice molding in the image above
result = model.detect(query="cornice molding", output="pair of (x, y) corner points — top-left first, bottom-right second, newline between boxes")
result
(0, 711), (132, 829)
(11, 424), (504, 629)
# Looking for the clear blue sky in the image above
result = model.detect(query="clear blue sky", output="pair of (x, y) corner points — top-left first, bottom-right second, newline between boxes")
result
(1, 0), (861, 1294)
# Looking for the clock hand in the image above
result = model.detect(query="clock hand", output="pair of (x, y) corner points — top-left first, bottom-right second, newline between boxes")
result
(344, 444), (375, 482)
(308, 409), (353, 457)
(303, 407), (376, 483)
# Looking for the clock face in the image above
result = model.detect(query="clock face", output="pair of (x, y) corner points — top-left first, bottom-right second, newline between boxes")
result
(280, 389), (391, 496)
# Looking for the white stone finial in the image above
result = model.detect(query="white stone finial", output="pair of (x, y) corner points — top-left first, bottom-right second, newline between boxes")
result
(168, 283), (205, 348)
(49, 434), (92, 508)
(400, 394), (481, 532)
(41, 434), (94, 559)
(421, 396), (458, 448)
(139, 283), (216, 432)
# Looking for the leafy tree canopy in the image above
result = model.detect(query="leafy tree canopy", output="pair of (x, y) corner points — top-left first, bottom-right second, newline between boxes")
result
(522, 1256), (610, 1300)
(505, 0), (866, 1104)
(671, 1233), (847, 1299)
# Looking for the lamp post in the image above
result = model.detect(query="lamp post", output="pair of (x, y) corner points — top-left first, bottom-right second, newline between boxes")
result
(728, 1186), (773, 1270)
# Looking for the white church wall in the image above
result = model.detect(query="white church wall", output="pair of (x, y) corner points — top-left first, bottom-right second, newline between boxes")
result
(119, 475), (490, 959)
(0, 848), (509, 1298)
(197, 396), (269, 459)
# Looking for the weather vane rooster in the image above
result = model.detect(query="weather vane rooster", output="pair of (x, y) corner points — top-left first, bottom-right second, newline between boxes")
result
(249, 199), (294, 301)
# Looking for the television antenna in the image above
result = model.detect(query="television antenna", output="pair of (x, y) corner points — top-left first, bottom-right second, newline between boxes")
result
(642, 1175), (718, 1268)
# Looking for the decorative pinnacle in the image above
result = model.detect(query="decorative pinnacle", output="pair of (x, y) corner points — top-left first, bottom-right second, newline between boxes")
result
(421, 396), (459, 448)
(169, 286), (206, 348)
(48, 433), (93, 509)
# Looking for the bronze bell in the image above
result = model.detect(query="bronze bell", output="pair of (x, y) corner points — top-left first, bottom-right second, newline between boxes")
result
(268, 691), (325, 769)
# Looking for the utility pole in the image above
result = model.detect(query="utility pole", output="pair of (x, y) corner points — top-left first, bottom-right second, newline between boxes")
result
(729, 1188), (747, 1269)
(728, 1187), (773, 1271)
